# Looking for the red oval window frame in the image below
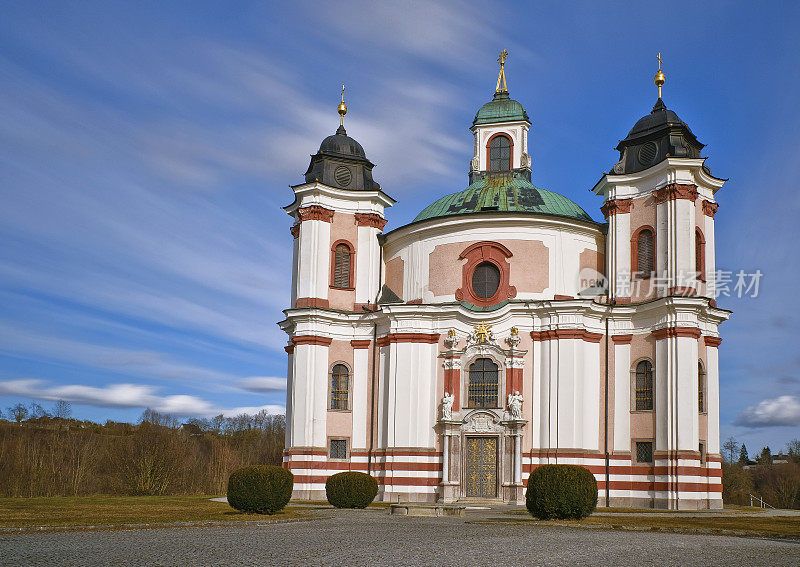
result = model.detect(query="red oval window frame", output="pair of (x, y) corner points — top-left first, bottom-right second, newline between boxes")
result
(455, 242), (517, 307)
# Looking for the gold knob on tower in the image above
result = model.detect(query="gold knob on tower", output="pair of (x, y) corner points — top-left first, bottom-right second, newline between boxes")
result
(654, 52), (665, 98)
(338, 84), (347, 126)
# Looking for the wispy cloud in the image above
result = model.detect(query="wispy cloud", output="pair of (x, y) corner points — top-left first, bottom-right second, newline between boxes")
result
(0, 379), (283, 418)
(735, 395), (800, 428)
(0, 0), (507, 421)
(237, 376), (286, 393)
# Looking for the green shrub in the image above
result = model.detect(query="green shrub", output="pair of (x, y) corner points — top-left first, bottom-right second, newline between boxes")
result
(525, 464), (598, 520)
(227, 465), (293, 514)
(325, 471), (378, 508)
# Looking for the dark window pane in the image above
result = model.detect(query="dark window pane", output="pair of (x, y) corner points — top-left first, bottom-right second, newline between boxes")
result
(468, 358), (499, 408)
(636, 441), (653, 463)
(698, 361), (705, 413)
(696, 231), (704, 277)
(472, 262), (501, 299)
(635, 360), (653, 410)
(334, 244), (351, 288)
(330, 439), (347, 459)
(489, 135), (511, 171)
(637, 230), (654, 275)
(330, 364), (349, 410)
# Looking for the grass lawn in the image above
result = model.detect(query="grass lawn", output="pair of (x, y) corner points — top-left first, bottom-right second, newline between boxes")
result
(0, 495), (310, 529)
(497, 509), (800, 539)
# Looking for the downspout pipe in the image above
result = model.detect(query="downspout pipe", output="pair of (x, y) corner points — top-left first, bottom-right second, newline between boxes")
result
(366, 235), (384, 475)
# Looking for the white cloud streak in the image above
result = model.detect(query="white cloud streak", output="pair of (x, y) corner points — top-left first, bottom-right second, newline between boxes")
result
(735, 395), (800, 427)
(0, 379), (283, 418)
(237, 376), (286, 392)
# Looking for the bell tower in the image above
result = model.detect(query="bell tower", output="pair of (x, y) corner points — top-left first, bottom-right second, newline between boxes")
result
(469, 50), (532, 183)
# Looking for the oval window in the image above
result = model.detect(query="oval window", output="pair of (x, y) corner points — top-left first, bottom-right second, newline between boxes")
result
(471, 262), (501, 299)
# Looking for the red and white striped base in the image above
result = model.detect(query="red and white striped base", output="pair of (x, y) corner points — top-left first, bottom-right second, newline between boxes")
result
(283, 448), (722, 508)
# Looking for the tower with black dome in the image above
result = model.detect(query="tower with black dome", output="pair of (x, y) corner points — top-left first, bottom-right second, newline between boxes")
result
(282, 89), (394, 456)
(593, 54), (728, 509)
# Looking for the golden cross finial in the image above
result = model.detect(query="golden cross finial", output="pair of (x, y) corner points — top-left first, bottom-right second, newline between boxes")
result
(337, 84), (347, 126)
(654, 53), (666, 99)
(495, 49), (509, 94)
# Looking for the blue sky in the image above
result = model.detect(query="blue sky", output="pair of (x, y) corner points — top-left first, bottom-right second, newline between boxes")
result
(1, 1), (798, 454)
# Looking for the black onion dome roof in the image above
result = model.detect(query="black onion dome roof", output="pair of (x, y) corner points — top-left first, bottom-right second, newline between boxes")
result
(317, 125), (368, 160)
(611, 98), (704, 175)
(617, 98), (700, 150)
(303, 124), (380, 190)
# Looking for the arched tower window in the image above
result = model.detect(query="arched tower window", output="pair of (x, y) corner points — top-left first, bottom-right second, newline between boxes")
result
(468, 358), (499, 408)
(330, 363), (350, 410)
(635, 228), (655, 277)
(331, 242), (353, 289)
(695, 228), (706, 281)
(698, 360), (706, 413)
(635, 360), (654, 411)
(488, 134), (512, 171)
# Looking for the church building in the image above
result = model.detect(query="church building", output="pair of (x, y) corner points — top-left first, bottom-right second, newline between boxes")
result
(279, 53), (729, 509)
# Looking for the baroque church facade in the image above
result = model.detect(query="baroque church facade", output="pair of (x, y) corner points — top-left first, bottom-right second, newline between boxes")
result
(279, 54), (729, 509)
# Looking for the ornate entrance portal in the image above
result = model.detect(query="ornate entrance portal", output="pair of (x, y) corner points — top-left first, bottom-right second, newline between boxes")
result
(465, 436), (497, 498)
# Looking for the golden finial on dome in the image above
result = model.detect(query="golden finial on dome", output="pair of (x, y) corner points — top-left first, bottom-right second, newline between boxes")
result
(654, 52), (666, 98)
(495, 49), (509, 94)
(337, 84), (347, 126)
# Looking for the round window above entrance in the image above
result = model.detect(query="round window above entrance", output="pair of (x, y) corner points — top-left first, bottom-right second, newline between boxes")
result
(471, 262), (501, 299)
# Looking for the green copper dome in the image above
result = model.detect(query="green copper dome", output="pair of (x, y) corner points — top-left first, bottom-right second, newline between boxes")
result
(414, 172), (594, 224)
(473, 91), (529, 126)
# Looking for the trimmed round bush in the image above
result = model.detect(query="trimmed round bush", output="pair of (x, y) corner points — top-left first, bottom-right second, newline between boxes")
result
(227, 465), (293, 515)
(525, 464), (598, 520)
(325, 471), (378, 508)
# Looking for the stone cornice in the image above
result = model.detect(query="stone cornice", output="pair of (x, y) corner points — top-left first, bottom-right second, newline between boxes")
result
(652, 183), (698, 204)
(600, 198), (633, 218)
(530, 329), (603, 343)
(704, 336), (723, 347)
(376, 333), (441, 346)
(297, 205), (334, 223)
(611, 334), (633, 345)
(350, 339), (372, 349)
(651, 326), (702, 340)
(294, 297), (330, 309)
(702, 200), (719, 218)
(354, 212), (388, 230)
(291, 335), (333, 346)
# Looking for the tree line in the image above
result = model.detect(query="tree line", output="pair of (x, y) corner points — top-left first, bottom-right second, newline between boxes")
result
(720, 436), (800, 509)
(0, 401), (285, 497)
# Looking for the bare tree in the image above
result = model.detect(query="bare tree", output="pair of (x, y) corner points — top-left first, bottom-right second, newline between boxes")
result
(787, 439), (800, 463)
(722, 436), (739, 463)
(53, 400), (72, 419)
(8, 403), (28, 423)
(29, 403), (50, 419)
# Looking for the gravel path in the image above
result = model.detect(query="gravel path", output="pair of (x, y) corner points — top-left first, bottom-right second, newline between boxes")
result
(1, 508), (797, 566)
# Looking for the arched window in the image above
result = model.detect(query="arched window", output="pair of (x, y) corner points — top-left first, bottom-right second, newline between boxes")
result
(636, 228), (655, 277)
(468, 358), (499, 408)
(698, 360), (706, 413)
(471, 262), (501, 299)
(695, 229), (705, 281)
(488, 134), (511, 171)
(635, 360), (654, 411)
(330, 363), (349, 410)
(332, 243), (352, 289)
